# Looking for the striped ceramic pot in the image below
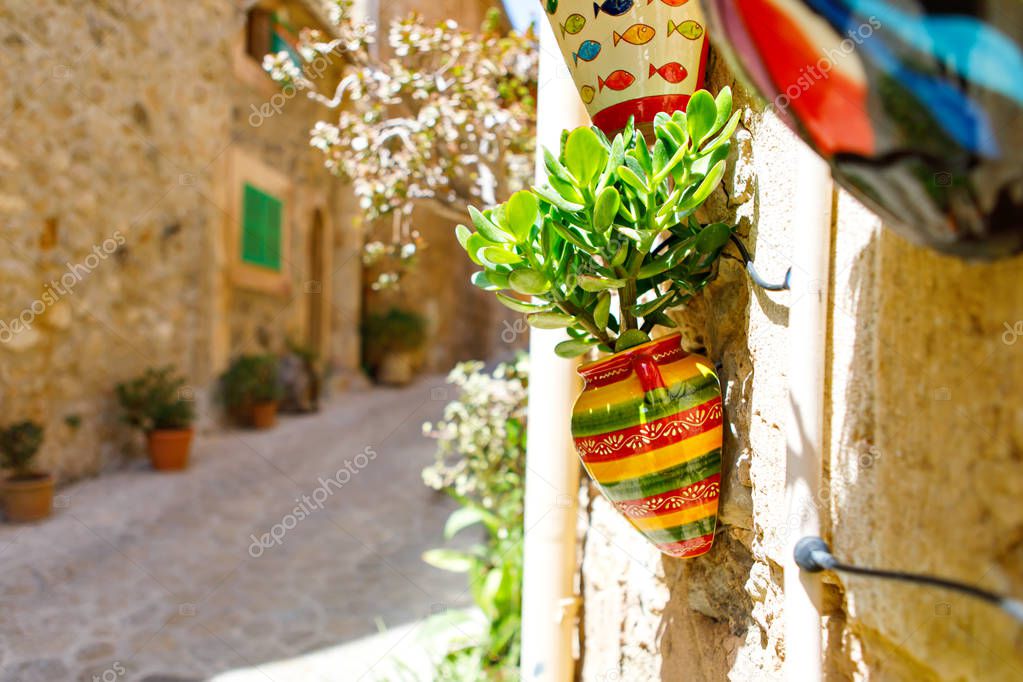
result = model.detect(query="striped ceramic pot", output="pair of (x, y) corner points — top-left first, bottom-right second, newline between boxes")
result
(572, 332), (722, 558)
(542, 0), (709, 139)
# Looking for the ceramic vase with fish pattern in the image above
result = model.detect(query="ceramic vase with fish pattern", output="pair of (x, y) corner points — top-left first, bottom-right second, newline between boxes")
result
(572, 332), (723, 559)
(543, 0), (709, 139)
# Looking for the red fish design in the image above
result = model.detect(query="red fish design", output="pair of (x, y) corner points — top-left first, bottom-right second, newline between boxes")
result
(648, 61), (688, 84)
(648, 0), (689, 5)
(598, 69), (636, 92)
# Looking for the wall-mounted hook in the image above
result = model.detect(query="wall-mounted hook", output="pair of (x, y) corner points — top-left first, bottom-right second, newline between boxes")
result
(730, 235), (791, 291)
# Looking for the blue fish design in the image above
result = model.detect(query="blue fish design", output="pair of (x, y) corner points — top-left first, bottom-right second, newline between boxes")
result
(572, 40), (602, 66)
(593, 0), (633, 18)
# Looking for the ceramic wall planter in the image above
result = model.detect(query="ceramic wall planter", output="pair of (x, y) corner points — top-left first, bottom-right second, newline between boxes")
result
(2, 473), (54, 522)
(572, 332), (722, 558)
(146, 429), (193, 471)
(543, 0), (709, 138)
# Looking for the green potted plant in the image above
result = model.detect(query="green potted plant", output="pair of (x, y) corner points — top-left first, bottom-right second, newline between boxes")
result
(0, 420), (52, 522)
(220, 354), (283, 429)
(456, 89), (738, 558)
(116, 367), (196, 471)
(361, 308), (428, 386)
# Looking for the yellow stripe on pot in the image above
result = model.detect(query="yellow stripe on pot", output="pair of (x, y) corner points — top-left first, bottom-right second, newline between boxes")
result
(574, 355), (700, 412)
(628, 499), (719, 533)
(584, 426), (724, 484)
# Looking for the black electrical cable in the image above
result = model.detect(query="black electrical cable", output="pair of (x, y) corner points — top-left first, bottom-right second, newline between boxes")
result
(794, 536), (1023, 624)
(729, 235), (791, 291)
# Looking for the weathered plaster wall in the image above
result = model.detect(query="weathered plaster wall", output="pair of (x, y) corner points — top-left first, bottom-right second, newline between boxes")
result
(578, 50), (1023, 681)
(0, 0), (363, 480)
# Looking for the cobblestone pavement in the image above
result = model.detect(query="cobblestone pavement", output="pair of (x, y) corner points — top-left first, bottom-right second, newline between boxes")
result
(0, 378), (476, 682)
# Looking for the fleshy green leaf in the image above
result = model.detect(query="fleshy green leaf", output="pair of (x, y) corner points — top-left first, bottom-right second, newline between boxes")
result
(577, 274), (625, 292)
(469, 206), (512, 243)
(443, 507), (485, 539)
(465, 232), (495, 266)
(481, 246), (523, 265)
(509, 268), (551, 295)
(470, 270), (508, 290)
(534, 184), (584, 213)
(696, 222), (733, 254)
(495, 293), (552, 313)
(564, 127), (607, 185)
(617, 165), (647, 193)
(592, 187), (621, 232)
(679, 159), (726, 212)
(455, 224), (472, 250)
(686, 90), (717, 147)
(527, 312), (574, 329)
(713, 86), (733, 135)
(555, 338), (597, 358)
(506, 190), (539, 242)
(615, 329), (651, 352)
(594, 290), (611, 330)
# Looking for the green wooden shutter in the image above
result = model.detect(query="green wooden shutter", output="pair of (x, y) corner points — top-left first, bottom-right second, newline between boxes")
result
(241, 183), (283, 271)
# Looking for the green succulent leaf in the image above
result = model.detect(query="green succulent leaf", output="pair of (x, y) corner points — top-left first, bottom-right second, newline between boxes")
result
(593, 290), (611, 330)
(686, 89), (718, 147)
(465, 232), (495, 266)
(617, 165), (647, 193)
(696, 222), (733, 254)
(555, 338), (597, 358)
(543, 147), (578, 187)
(577, 274), (625, 292)
(713, 86), (733, 134)
(481, 246), (523, 265)
(508, 268), (551, 295)
(564, 127), (607, 186)
(534, 184), (584, 213)
(470, 270), (508, 291)
(455, 224), (472, 251)
(527, 312), (575, 329)
(632, 289), (676, 317)
(495, 293), (552, 313)
(469, 206), (512, 243)
(506, 190), (539, 242)
(592, 187), (621, 232)
(614, 329), (651, 352)
(679, 159), (726, 213)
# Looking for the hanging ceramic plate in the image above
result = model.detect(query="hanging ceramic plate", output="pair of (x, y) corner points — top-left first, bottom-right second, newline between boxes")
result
(703, 0), (1023, 259)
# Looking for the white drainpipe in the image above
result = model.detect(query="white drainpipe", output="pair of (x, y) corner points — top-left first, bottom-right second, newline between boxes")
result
(519, 16), (587, 682)
(783, 141), (833, 681)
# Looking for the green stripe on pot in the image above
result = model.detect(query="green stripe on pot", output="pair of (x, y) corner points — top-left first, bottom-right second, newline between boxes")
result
(597, 450), (721, 502)
(642, 515), (718, 546)
(571, 374), (720, 437)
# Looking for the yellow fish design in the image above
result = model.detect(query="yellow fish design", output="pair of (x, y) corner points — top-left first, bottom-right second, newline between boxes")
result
(667, 19), (704, 40)
(613, 23), (656, 46)
(580, 85), (596, 104)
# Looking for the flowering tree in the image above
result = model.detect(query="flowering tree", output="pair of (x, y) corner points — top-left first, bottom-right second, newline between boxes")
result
(266, 1), (538, 256)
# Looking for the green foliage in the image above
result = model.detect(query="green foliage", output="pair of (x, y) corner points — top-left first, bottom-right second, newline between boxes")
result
(362, 307), (427, 379)
(456, 89), (741, 357)
(0, 421), (44, 476)
(220, 355), (282, 409)
(422, 357), (528, 679)
(116, 367), (195, 432)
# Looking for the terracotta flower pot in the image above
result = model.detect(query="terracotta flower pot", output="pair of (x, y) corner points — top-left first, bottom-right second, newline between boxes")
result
(543, 0), (709, 138)
(377, 353), (415, 386)
(2, 473), (55, 522)
(250, 401), (278, 429)
(572, 332), (723, 558)
(146, 429), (193, 471)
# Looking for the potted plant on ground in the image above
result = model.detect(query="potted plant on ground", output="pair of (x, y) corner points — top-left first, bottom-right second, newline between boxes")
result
(361, 308), (428, 386)
(116, 367), (196, 471)
(455, 89), (739, 558)
(220, 354), (283, 429)
(0, 420), (53, 522)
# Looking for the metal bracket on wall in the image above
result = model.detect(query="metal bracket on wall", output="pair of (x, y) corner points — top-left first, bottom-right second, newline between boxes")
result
(730, 235), (791, 292)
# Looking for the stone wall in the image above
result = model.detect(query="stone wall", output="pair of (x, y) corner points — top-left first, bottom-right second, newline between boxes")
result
(577, 50), (1023, 681)
(0, 0), (363, 480)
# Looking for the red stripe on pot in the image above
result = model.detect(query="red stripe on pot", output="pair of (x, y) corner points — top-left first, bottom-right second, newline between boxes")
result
(589, 37), (710, 136)
(578, 336), (687, 389)
(612, 473), (721, 519)
(657, 532), (717, 559)
(576, 396), (722, 462)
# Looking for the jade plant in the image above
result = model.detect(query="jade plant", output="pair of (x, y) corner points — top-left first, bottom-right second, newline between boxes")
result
(456, 88), (740, 358)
